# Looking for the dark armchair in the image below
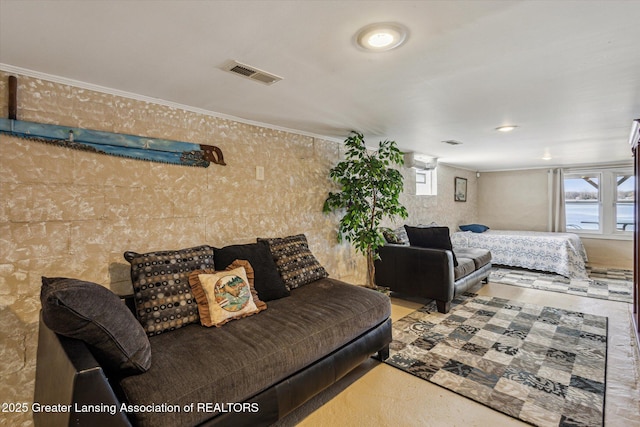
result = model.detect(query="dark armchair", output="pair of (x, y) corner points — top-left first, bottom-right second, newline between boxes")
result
(374, 244), (491, 313)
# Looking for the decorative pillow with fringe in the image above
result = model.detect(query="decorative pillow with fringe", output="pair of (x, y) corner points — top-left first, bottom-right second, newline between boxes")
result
(189, 260), (266, 327)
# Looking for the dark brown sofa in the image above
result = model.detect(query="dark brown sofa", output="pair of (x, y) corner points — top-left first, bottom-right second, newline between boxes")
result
(34, 278), (391, 427)
(34, 237), (392, 427)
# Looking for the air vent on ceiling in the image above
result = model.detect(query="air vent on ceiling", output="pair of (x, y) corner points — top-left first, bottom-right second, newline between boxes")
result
(221, 60), (283, 85)
(441, 140), (463, 145)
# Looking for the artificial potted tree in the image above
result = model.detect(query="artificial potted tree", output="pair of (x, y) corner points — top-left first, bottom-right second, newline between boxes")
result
(323, 131), (408, 289)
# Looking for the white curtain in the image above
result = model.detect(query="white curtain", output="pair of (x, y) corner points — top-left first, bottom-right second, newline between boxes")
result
(549, 168), (566, 232)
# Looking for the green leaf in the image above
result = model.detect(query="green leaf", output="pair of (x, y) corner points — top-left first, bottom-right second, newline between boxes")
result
(323, 132), (408, 258)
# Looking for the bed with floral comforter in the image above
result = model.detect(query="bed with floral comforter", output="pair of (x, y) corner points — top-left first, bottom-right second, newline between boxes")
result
(451, 230), (588, 279)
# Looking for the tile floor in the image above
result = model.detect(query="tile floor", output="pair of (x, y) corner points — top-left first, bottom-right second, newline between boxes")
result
(279, 281), (640, 427)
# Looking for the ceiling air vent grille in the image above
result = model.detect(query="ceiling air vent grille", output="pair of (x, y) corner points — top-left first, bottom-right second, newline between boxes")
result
(222, 60), (283, 85)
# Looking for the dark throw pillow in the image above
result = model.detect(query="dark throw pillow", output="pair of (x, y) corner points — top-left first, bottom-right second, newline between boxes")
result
(40, 277), (151, 374)
(459, 224), (490, 233)
(404, 225), (458, 266)
(124, 245), (214, 336)
(214, 241), (289, 301)
(259, 234), (329, 290)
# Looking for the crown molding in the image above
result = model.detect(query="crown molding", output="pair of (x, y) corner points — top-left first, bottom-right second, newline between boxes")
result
(0, 63), (342, 143)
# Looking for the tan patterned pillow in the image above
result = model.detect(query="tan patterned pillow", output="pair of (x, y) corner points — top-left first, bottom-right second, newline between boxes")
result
(189, 260), (266, 327)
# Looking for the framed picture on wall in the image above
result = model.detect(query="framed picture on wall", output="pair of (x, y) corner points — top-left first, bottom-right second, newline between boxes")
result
(454, 177), (467, 202)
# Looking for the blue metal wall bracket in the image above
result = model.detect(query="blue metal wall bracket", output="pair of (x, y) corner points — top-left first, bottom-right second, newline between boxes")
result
(0, 118), (225, 168)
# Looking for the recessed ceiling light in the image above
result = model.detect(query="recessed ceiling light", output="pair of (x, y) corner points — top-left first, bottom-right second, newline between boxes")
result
(441, 140), (463, 145)
(355, 22), (409, 52)
(495, 125), (518, 132)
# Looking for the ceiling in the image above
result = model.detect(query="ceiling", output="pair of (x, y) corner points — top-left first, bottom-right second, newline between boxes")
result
(1, 0), (639, 171)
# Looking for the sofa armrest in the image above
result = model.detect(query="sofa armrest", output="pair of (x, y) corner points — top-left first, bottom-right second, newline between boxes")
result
(374, 244), (455, 303)
(34, 313), (132, 427)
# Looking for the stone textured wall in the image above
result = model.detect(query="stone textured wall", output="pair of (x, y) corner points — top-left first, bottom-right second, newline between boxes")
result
(0, 70), (475, 426)
(0, 71), (366, 426)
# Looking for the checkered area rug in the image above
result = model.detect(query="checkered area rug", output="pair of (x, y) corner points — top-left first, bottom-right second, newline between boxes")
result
(489, 266), (633, 303)
(386, 293), (607, 427)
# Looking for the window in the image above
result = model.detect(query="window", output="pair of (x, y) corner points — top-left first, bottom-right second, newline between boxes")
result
(564, 173), (600, 231)
(616, 173), (635, 232)
(415, 168), (437, 196)
(564, 168), (634, 236)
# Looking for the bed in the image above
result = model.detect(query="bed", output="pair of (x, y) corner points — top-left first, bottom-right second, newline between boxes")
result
(451, 230), (589, 279)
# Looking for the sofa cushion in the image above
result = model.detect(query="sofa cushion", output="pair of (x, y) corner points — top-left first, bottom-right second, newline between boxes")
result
(117, 278), (390, 427)
(404, 225), (458, 266)
(259, 234), (328, 290)
(214, 241), (289, 301)
(40, 277), (151, 374)
(453, 258), (476, 280)
(454, 247), (492, 269)
(188, 260), (267, 327)
(124, 245), (214, 336)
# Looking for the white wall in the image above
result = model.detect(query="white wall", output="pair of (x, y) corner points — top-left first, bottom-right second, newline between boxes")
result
(477, 169), (549, 231)
(477, 168), (633, 268)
